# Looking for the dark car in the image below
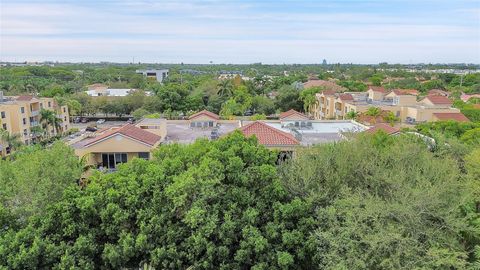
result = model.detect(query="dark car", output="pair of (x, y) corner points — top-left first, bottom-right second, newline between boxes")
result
(81, 117), (88, 123)
(127, 118), (134, 124)
(73, 117), (81, 123)
(85, 126), (97, 132)
(244, 109), (253, 116)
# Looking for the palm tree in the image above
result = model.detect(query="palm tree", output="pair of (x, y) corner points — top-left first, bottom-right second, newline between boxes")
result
(345, 111), (359, 120)
(365, 107), (381, 124)
(40, 109), (63, 137)
(217, 80), (234, 97)
(0, 129), (23, 153)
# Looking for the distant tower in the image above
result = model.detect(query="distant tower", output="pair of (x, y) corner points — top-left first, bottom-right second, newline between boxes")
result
(322, 59), (327, 66)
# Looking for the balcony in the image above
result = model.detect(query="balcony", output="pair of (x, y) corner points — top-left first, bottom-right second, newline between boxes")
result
(30, 121), (39, 127)
(335, 110), (343, 116)
(31, 110), (40, 116)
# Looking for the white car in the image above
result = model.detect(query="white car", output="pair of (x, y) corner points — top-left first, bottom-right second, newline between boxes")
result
(96, 119), (106, 124)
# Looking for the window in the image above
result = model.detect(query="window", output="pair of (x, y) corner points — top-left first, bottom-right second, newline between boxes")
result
(40, 103), (43, 109)
(209, 121), (214, 127)
(63, 107), (66, 113)
(101, 153), (128, 169)
(23, 129), (27, 136)
(1, 111), (5, 118)
(138, 152), (150, 160)
(2, 123), (7, 130)
(20, 107), (25, 113)
(64, 116), (67, 121)
(48, 102), (51, 107)
(190, 122), (195, 128)
(114, 153), (128, 165)
(22, 118), (26, 125)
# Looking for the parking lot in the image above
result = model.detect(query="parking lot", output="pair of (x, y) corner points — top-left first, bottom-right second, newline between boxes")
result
(72, 120), (128, 132)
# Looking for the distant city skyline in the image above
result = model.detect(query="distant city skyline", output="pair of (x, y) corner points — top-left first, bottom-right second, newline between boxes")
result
(1, 0), (479, 64)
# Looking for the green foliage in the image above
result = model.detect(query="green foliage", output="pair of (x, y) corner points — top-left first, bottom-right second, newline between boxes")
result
(299, 87), (323, 112)
(338, 80), (367, 92)
(279, 133), (479, 269)
(251, 114), (267, 120)
(275, 85), (303, 112)
(131, 108), (150, 120)
(369, 74), (384, 86)
(0, 142), (81, 224)
(383, 111), (399, 126)
(416, 121), (480, 139)
(0, 133), (316, 269)
(345, 110), (359, 120)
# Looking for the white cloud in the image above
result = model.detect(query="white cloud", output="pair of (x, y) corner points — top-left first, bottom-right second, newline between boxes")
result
(0, 0), (479, 63)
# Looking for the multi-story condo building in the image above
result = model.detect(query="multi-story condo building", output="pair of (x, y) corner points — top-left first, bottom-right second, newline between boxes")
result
(312, 86), (468, 124)
(0, 92), (70, 156)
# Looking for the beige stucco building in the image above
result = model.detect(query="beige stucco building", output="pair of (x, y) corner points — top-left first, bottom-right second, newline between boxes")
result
(312, 86), (466, 124)
(0, 93), (70, 156)
(71, 119), (166, 170)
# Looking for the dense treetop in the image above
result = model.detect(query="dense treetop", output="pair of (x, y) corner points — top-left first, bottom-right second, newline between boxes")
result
(0, 129), (478, 269)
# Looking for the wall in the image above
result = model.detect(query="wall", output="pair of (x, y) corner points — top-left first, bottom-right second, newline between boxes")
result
(74, 134), (158, 166)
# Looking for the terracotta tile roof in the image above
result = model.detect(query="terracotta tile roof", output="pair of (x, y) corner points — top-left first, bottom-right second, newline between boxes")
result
(423, 95), (453, 105)
(189, 110), (220, 120)
(16, 95), (35, 101)
(321, 90), (337, 96)
(364, 123), (400, 135)
(428, 89), (449, 96)
(240, 121), (299, 146)
(84, 124), (161, 147)
(460, 93), (480, 102)
(303, 79), (346, 92)
(279, 109), (309, 120)
(391, 89), (418, 96)
(433, 113), (470, 122)
(338, 93), (354, 101)
(369, 86), (386, 93)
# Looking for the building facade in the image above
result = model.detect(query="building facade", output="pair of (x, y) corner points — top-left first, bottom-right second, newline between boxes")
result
(0, 93), (70, 156)
(312, 86), (466, 124)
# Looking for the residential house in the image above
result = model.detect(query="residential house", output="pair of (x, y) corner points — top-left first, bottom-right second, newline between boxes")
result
(279, 109), (310, 127)
(71, 123), (164, 170)
(460, 93), (480, 102)
(428, 89), (449, 97)
(302, 79), (346, 92)
(367, 86), (387, 101)
(239, 121), (299, 151)
(189, 110), (220, 128)
(333, 94), (354, 119)
(432, 113), (470, 122)
(314, 90), (337, 119)
(364, 123), (400, 135)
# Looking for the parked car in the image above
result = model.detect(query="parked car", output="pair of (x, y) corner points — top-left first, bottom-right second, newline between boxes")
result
(73, 117), (81, 123)
(96, 119), (106, 124)
(80, 117), (88, 123)
(127, 118), (134, 124)
(85, 127), (97, 132)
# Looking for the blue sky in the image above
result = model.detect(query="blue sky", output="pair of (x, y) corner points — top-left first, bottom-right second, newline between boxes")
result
(1, 0), (479, 64)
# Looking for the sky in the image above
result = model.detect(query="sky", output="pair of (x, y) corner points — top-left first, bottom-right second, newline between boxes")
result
(0, 0), (479, 64)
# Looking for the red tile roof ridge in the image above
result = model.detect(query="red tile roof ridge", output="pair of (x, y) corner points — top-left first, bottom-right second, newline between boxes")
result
(84, 124), (161, 147)
(189, 110), (220, 120)
(240, 121), (299, 146)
